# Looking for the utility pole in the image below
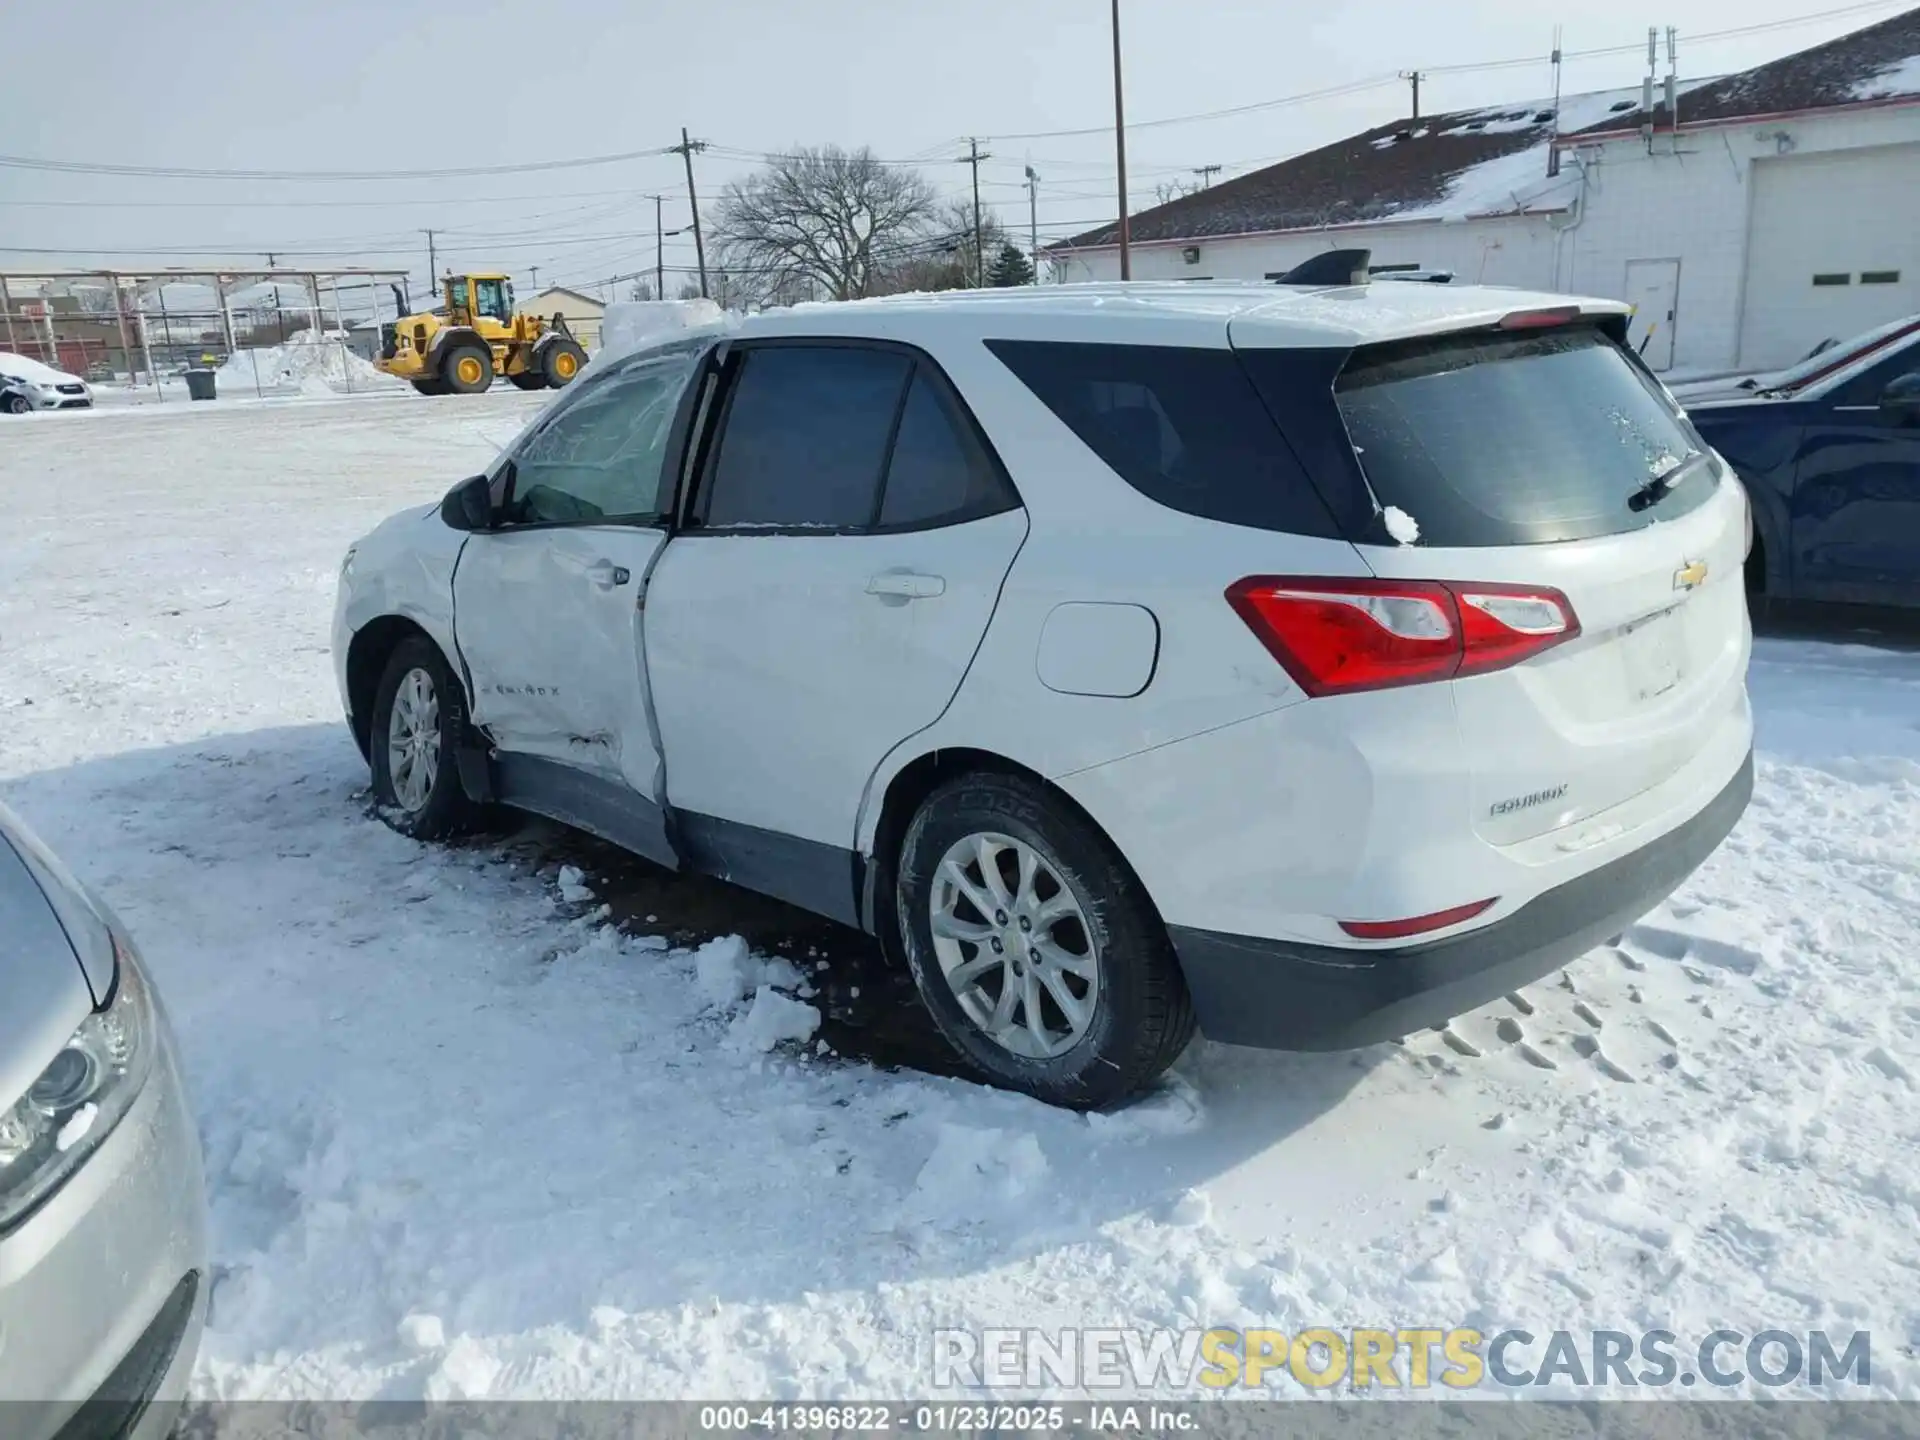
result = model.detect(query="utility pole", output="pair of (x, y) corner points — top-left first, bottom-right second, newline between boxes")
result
(528, 265), (540, 293)
(1192, 164), (1222, 188)
(672, 129), (710, 299)
(421, 229), (437, 290)
(1547, 25), (1564, 176)
(655, 194), (666, 300)
(955, 138), (992, 287)
(1024, 166), (1042, 286)
(1400, 69), (1424, 121)
(265, 251), (284, 344)
(1111, 0), (1131, 280)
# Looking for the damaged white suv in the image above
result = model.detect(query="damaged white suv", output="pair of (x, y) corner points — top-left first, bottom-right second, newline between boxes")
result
(334, 271), (1754, 1107)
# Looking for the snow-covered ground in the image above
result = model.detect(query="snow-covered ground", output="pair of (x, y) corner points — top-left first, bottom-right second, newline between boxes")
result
(3, 393), (1919, 1405)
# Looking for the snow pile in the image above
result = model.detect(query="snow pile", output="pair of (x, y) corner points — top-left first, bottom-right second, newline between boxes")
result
(692, 933), (804, 1009)
(1382, 504), (1421, 545)
(599, 298), (724, 357)
(218, 330), (401, 395)
(726, 986), (821, 1054)
(583, 299), (739, 382)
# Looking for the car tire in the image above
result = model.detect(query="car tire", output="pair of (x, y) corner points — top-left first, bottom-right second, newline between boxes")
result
(541, 338), (588, 388)
(410, 378), (450, 396)
(2, 393), (30, 415)
(442, 343), (494, 395)
(368, 637), (480, 841)
(895, 772), (1196, 1109)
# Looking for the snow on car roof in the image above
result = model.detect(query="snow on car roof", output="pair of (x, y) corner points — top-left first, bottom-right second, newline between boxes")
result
(0, 351), (77, 383)
(739, 281), (1630, 349)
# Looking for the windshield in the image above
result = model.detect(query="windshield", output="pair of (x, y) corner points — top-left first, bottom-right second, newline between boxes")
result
(1327, 326), (1717, 547)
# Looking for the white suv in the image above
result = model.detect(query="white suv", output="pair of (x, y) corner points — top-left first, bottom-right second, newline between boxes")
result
(334, 279), (1754, 1107)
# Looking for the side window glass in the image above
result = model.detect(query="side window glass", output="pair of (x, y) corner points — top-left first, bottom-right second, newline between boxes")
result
(698, 346), (911, 528)
(448, 279), (468, 310)
(504, 353), (695, 525)
(1831, 343), (1920, 408)
(878, 369), (1012, 528)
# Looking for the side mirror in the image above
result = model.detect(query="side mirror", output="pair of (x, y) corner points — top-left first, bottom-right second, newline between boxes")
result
(440, 474), (494, 531)
(1880, 372), (1920, 419)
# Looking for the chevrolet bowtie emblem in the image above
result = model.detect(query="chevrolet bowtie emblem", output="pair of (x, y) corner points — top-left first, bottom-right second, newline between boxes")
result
(1673, 559), (1709, 591)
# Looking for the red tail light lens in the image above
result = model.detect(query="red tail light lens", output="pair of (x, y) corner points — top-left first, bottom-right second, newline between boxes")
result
(1226, 576), (1579, 696)
(1498, 305), (1583, 330)
(1339, 898), (1497, 940)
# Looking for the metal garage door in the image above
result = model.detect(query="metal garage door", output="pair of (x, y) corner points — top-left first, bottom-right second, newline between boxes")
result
(1739, 142), (1920, 370)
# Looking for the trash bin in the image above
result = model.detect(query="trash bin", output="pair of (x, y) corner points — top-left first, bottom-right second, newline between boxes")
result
(184, 368), (217, 402)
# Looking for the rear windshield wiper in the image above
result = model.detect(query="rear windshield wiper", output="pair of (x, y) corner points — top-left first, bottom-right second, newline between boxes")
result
(1627, 451), (1707, 513)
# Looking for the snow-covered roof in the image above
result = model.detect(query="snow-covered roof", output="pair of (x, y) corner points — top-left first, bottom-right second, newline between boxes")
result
(1056, 84), (1682, 251)
(1566, 6), (1920, 137)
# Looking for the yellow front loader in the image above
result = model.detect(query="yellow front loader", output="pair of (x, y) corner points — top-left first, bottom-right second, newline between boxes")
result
(375, 273), (589, 396)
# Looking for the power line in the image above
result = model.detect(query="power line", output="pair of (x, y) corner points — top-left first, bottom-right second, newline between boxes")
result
(0, 146), (679, 182)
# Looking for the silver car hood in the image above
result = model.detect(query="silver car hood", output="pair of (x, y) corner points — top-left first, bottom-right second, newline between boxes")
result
(0, 823), (96, 1111)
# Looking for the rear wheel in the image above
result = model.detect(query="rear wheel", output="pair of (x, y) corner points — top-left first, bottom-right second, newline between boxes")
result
(895, 773), (1195, 1109)
(541, 338), (587, 388)
(442, 343), (494, 395)
(368, 637), (480, 840)
(410, 378), (450, 396)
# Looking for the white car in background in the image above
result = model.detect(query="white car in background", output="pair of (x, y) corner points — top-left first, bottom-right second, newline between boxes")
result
(0, 352), (93, 413)
(335, 279), (1754, 1107)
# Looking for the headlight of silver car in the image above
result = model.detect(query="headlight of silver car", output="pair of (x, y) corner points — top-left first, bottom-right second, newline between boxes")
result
(0, 935), (155, 1230)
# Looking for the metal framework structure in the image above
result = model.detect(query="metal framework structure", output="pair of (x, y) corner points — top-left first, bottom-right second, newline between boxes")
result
(0, 266), (411, 398)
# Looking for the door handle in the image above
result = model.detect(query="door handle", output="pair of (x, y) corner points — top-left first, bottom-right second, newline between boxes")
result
(587, 560), (631, 590)
(866, 571), (945, 600)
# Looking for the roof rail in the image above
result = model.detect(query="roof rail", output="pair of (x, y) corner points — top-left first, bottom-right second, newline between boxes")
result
(1274, 249), (1371, 286)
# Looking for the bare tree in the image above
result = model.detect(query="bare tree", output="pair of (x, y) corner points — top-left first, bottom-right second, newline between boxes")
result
(1153, 177), (1203, 205)
(870, 198), (1008, 295)
(711, 146), (943, 302)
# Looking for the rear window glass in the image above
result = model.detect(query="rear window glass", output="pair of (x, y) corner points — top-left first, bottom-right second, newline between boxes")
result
(1330, 327), (1717, 547)
(986, 340), (1339, 537)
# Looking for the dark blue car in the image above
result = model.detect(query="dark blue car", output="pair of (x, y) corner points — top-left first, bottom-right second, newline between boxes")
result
(1679, 322), (1920, 610)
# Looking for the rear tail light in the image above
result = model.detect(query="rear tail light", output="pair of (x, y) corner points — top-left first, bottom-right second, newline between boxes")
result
(1226, 576), (1579, 696)
(1339, 898), (1497, 940)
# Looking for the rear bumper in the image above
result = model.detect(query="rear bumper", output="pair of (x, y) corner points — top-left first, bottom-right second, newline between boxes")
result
(1169, 748), (1754, 1050)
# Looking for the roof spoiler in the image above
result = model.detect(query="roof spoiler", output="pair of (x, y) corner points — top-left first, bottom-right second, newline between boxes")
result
(1274, 249), (1371, 287)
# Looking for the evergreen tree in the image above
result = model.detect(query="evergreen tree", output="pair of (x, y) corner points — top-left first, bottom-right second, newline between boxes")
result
(988, 242), (1036, 288)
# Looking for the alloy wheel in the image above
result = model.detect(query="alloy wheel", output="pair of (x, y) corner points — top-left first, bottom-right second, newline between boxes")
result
(385, 667), (441, 812)
(928, 832), (1100, 1059)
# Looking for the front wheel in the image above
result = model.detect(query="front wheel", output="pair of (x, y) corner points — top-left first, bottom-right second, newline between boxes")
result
(541, 338), (587, 388)
(368, 637), (480, 840)
(2, 393), (30, 415)
(442, 343), (494, 395)
(895, 773), (1195, 1108)
(410, 377), (450, 396)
